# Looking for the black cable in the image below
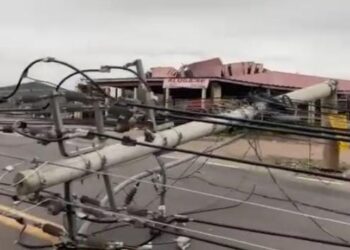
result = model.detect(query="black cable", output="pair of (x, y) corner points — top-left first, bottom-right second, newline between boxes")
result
(16, 57), (109, 99)
(170, 136), (221, 186)
(0, 57), (110, 117)
(247, 90), (350, 116)
(191, 219), (350, 248)
(62, 194), (350, 250)
(17, 241), (56, 250)
(0, 58), (45, 101)
(24, 76), (57, 88)
(281, 96), (350, 113)
(249, 133), (349, 244)
(117, 102), (350, 136)
(12, 121), (69, 143)
(266, 167), (350, 244)
(55, 69), (102, 92)
(60, 198), (250, 250)
(133, 232), (161, 248)
(89, 132), (350, 182)
(253, 132), (331, 145)
(39, 62), (150, 112)
(144, 223), (248, 250)
(173, 173), (350, 218)
(166, 111), (350, 140)
(17, 223), (57, 249)
(180, 185), (256, 216)
(250, 92), (350, 116)
(247, 136), (263, 161)
(169, 156), (210, 181)
(45, 58), (107, 98)
(80, 216), (120, 224)
(143, 137), (222, 208)
(101, 65), (151, 90)
(38, 69), (105, 111)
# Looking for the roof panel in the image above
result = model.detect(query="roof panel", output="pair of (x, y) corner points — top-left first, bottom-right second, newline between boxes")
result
(231, 71), (350, 91)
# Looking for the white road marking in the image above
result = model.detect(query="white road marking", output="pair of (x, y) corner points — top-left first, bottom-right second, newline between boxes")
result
(296, 176), (344, 185)
(0, 132), (21, 137)
(205, 161), (241, 169)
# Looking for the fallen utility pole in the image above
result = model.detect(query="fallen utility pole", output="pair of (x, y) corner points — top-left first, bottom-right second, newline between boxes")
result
(13, 80), (337, 195)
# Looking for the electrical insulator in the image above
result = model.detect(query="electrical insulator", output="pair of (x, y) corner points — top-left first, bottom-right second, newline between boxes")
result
(42, 223), (65, 237)
(80, 195), (100, 207)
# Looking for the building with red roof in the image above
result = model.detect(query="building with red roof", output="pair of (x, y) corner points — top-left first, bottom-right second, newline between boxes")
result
(88, 57), (350, 112)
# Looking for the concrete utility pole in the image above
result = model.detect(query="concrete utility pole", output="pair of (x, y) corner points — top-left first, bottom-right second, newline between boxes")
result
(13, 80), (337, 196)
(321, 90), (339, 170)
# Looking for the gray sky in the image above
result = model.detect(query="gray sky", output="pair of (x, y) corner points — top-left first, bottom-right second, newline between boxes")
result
(1, 0), (350, 87)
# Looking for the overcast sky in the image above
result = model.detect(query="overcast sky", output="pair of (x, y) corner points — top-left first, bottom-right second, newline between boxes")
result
(0, 0), (349, 87)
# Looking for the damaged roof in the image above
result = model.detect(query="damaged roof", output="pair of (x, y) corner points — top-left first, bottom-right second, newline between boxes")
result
(94, 57), (350, 93)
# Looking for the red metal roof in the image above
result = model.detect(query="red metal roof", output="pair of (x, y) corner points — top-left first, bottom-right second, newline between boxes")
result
(94, 57), (350, 93)
(150, 67), (177, 77)
(182, 57), (223, 77)
(231, 71), (350, 92)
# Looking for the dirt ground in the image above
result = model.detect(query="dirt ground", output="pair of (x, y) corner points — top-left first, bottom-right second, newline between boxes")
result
(180, 134), (350, 170)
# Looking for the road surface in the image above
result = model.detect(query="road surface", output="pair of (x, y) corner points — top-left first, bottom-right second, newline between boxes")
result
(0, 131), (349, 249)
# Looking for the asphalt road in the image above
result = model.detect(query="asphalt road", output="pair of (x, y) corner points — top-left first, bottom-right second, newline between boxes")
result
(0, 131), (350, 249)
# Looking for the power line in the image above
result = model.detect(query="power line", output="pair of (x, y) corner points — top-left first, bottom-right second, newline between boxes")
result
(47, 161), (350, 227)
(267, 166), (349, 244)
(90, 132), (350, 183)
(191, 218), (350, 248)
(176, 170), (350, 218)
(245, 134), (349, 244)
(55, 196), (350, 250)
(179, 185), (256, 216)
(115, 102), (350, 136)
(0, 58), (45, 101)
(6, 59), (350, 249)
(0, 148), (350, 248)
(57, 199), (273, 250)
(164, 113), (350, 142)
(0, 57), (109, 103)
(1, 150), (349, 227)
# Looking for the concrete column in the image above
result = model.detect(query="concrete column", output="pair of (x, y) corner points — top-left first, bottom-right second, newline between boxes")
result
(201, 88), (207, 109)
(116, 88), (123, 98)
(321, 93), (339, 170)
(74, 112), (82, 119)
(210, 83), (222, 100)
(110, 87), (117, 98)
(133, 87), (138, 100)
(266, 88), (271, 96)
(308, 101), (315, 125)
(164, 88), (170, 108)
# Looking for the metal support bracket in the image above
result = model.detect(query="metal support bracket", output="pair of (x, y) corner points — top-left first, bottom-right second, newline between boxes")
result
(50, 92), (105, 158)
(153, 152), (167, 217)
(132, 60), (175, 132)
(95, 149), (117, 211)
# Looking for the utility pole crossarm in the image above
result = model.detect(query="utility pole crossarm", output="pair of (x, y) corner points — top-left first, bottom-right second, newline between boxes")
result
(13, 80), (337, 196)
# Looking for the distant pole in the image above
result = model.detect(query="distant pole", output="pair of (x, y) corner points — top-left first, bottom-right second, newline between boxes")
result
(321, 89), (339, 170)
(164, 88), (170, 108)
(133, 87), (138, 100)
(308, 101), (315, 125)
(201, 87), (206, 109)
